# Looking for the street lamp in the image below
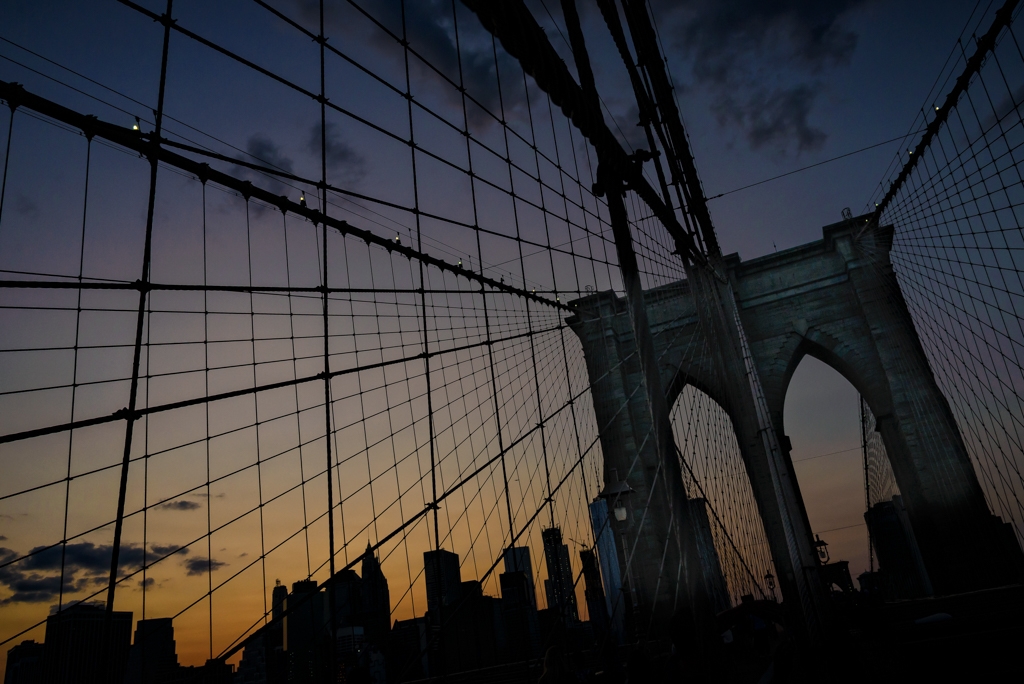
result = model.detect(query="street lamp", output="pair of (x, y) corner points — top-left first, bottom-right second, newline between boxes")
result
(599, 468), (633, 521)
(813, 534), (830, 564)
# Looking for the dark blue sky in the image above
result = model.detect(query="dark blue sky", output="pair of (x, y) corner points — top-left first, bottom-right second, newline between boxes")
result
(0, 0), (992, 668)
(0, 0), (985, 261)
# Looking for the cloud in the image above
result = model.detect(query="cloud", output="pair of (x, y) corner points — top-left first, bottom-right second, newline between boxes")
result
(245, 134), (295, 174)
(0, 543), (119, 606)
(305, 122), (366, 186)
(288, 0), (527, 127)
(18, 542), (145, 574)
(656, 0), (862, 82)
(184, 557), (227, 577)
(711, 84), (827, 153)
(0, 573), (90, 605)
(0, 535), (7, 541)
(139, 577), (156, 589)
(150, 544), (189, 557)
(649, 0), (868, 153)
(231, 134), (295, 198)
(159, 500), (201, 512)
(11, 193), (39, 217)
(0, 542), (163, 606)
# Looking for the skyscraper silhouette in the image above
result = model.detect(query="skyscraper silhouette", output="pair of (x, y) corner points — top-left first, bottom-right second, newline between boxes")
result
(580, 548), (609, 638)
(284, 580), (327, 684)
(423, 550), (461, 616)
(360, 542), (391, 641)
(499, 571), (541, 660)
(542, 528), (579, 624)
(502, 547), (537, 609)
(589, 499), (625, 644)
(267, 579), (289, 682)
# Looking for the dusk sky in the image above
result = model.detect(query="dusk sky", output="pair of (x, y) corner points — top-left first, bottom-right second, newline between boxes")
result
(0, 0), (988, 672)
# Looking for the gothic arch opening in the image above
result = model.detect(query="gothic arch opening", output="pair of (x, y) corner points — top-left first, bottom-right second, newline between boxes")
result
(782, 356), (868, 585)
(668, 385), (777, 610)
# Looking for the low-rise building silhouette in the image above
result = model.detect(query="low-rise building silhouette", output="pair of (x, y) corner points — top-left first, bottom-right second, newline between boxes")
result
(3, 640), (43, 684)
(124, 617), (178, 684)
(43, 603), (131, 684)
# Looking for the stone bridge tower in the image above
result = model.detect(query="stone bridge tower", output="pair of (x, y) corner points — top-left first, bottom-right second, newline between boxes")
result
(569, 216), (1020, 636)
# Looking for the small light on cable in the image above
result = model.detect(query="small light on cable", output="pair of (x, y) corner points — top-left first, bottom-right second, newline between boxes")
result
(133, 117), (140, 131)
(394, 235), (401, 245)
(300, 191), (307, 208)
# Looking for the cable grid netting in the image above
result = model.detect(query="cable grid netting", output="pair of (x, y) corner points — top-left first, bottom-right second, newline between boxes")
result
(0, 0), (774, 675)
(0, 0), (786, 678)
(0, 0), (611, 671)
(868, 0), (1024, 550)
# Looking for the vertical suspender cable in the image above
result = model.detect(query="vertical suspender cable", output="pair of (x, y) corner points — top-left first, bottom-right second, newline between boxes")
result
(106, 0), (173, 614)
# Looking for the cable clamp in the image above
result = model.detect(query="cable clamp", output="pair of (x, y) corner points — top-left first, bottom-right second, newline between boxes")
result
(2, 82), (25, 112)
(81, 115), (98, 140)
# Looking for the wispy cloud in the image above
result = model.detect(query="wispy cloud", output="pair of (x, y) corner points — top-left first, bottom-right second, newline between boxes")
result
(305, 122), (366, 186)
(159, 500), (201, 512)
(649, 0), (867, 154)
(184, 557), (227, 577)
(150, 544), (189, 557)
(289, 0), (528, 127)
(11, 193), (39, 217)
(231, 134), (296, 198)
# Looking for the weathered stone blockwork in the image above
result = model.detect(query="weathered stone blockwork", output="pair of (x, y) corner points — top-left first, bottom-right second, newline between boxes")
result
(569, 217), (1019, 634)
